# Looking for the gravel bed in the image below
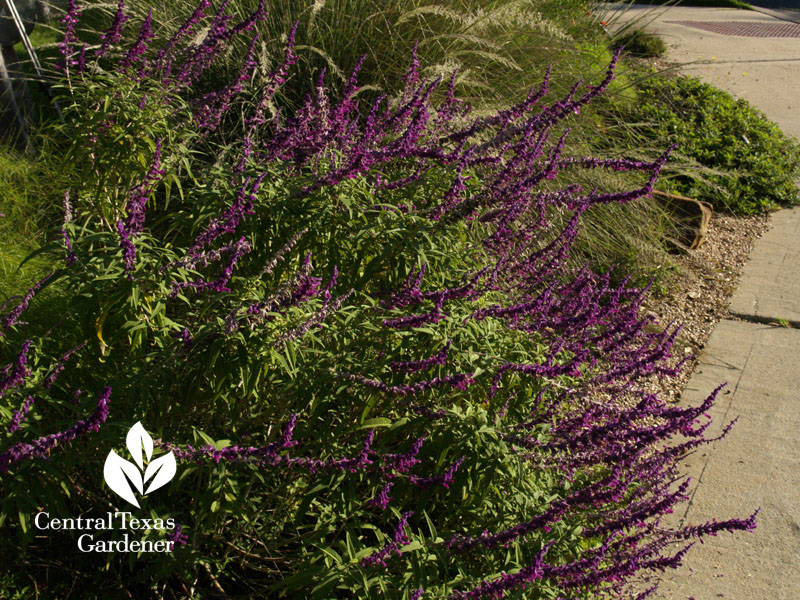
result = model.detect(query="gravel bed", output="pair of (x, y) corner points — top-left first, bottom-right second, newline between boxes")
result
(609, 56), (775, 401)
(638, 210), (772, 402)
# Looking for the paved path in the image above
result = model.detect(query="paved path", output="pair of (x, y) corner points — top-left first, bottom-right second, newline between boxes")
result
(603, 5), (800, 599)
(661, 321), (800, 599)
(604, 4), (800, 139)
(729, 208), (800, 324)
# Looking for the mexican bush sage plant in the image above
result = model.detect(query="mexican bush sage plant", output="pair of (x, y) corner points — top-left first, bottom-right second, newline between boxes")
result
(0, 2), (757, 598)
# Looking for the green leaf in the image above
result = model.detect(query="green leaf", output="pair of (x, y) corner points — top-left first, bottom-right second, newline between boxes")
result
(422, 510), (437, 539)
(18, 509), (27, 535)
(317, 545), (343, 566)
(345, 531), (356, 561)
(401, 540), (423, 552)
(359, 417), (392, 429)
(194, 429), (216, 447)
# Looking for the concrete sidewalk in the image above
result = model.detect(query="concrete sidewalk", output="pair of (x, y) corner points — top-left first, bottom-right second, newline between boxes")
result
(654, 321), (800, 599)
(729, 208), (800, 324)
(602, 4), (800, 599)
(603, 4), (800, 139)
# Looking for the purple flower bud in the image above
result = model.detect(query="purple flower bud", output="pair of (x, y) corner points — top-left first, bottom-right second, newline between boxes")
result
(7, 396), (34, 433)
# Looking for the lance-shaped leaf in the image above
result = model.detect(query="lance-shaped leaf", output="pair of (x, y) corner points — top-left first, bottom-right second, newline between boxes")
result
(126, 421), (153, 470)
(104, 450), (144, 508)
(143, 451), (177, 495)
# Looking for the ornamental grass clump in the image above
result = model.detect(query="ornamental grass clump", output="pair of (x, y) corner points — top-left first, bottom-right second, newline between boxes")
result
(0, 1), (756, 598)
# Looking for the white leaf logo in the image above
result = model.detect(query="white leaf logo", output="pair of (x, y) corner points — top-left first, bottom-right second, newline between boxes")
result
(104, 451), (143, 508)
(144, 452), (177, 495)
(104, 422), (176, 508)
(127, 421), (153, 470)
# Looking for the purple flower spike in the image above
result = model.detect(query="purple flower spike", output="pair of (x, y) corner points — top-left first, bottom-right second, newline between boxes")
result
(390, 341), (452, 374)
(166, 523), (189, 546)
(96, 0), (128, 58)
(361, 511), (413, 568)
(174, 0), (265, 90)
(674, 509), (760, 542)
(341, 371), (474, 397)
(171, 327), (193, 350)
(62, 190), (76, 265)
(118, 138), (165, 271)
(57, 0), (82, 73)
(367, 482), (395, 511)
(1, 273), (53, 333)
(0, 340), (32, 397)
(7, 395), (34, 433)
(155, 0), (213, 73)
(381, 437), (425, 474)
(274, 288), (354, 348)
(410, 456), (465, 490)
(120, 8), (154, 77)
(44, 342), (87, 389)
(452, 541), (553, 599)
(0, 386), (111, 473)
(191, 31), (261, 132)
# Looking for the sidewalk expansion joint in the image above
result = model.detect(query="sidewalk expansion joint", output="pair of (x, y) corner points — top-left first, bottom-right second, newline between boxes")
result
(727, 311), (800, 329)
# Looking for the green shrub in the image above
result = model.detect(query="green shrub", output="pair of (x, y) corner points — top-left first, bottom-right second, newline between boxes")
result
(612, 29), (666, 58)
(617, 75), (800, 214)
(0, 4), (758, 597)
(75, 0), (675, 283)
(1, 0), (680, 347)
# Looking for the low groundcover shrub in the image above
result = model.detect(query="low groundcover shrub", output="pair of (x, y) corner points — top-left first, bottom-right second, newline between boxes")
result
(611, 30), (666, 59)
(1, 1), (756, 598)
(630, 75), (800, 214)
